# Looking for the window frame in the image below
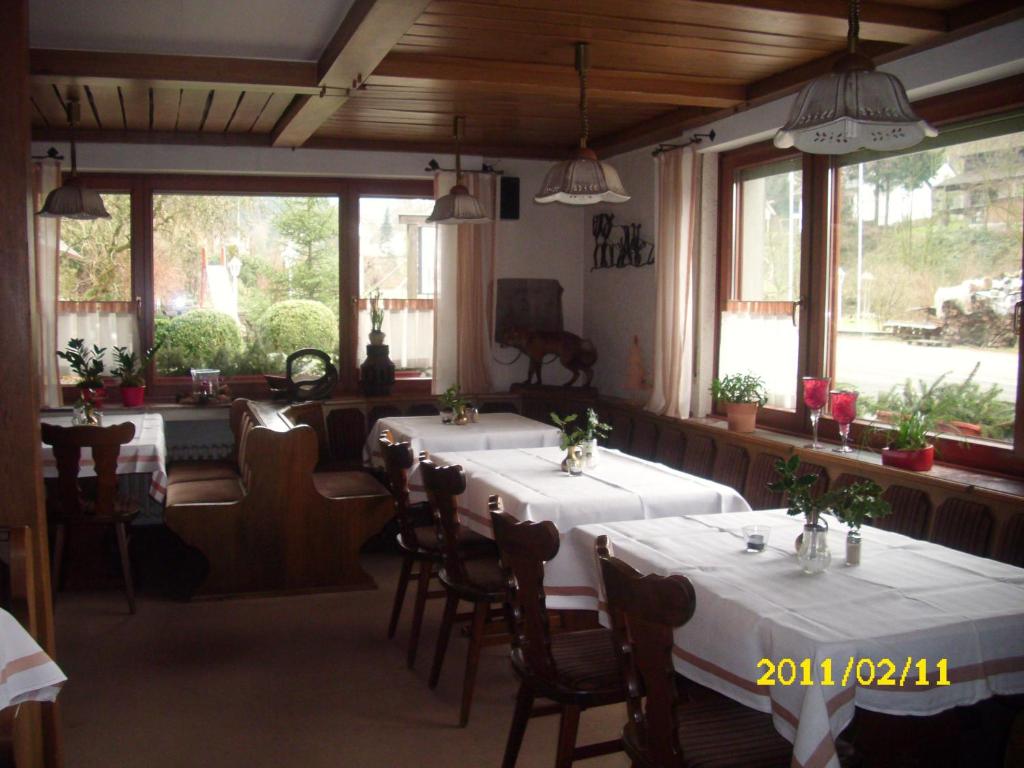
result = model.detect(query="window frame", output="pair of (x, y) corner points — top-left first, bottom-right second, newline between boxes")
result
(59, 173), (433, 401)
(715, 75), (1024, 476)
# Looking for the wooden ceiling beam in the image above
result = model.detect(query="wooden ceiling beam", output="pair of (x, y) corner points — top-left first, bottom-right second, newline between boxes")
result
(271, 0), (432, 147)
(588, 106), (715, 156)
(32, 126), (272, 147)
(30, 49), (320, 94)
(371, 53), (745, 108)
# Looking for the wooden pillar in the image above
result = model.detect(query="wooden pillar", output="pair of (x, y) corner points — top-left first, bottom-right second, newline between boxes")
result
(0, 0), (62, 765)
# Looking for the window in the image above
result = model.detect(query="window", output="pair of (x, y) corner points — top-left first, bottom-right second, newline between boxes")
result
(57, 190), (137, 383)
(151, 193), (340, 375)
(717, 83), (1024, 472)
(357, 197), (436, 376)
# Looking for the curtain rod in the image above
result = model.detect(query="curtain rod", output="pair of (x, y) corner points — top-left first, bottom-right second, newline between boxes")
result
(424, 159), (504, 174)
(651, 130), (716, 157)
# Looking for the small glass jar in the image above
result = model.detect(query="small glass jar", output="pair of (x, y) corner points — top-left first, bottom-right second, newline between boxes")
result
(846, 529), (862, 566)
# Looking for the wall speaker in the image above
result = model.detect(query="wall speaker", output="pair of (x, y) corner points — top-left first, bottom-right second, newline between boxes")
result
(499, 176), (520, 220)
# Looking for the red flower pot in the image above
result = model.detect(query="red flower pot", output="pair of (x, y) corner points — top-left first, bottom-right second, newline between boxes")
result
(881, 445), (934, 472)
(120, 385), (146, 408)
(80, 386), (106, 407)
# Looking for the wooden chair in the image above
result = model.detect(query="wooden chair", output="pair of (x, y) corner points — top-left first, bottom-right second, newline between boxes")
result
(595, 536), (791, 768)
(41, 421), (139, 613)
(420, 456), (507, 727)
(379, 432), (490, 668)
(491, 498), (624, 768)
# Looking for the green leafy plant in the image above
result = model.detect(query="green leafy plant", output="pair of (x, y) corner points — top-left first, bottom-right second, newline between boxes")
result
(769, 456), (890, 530)
(111, 341), (163, 387)
(57, 338), (106, 388)
(884, 410), (932, 451)
(711, 372), (768, 406)
(550, 412), (587, 451)
(581, 408), (612, 443)
(439, 385), (468, 413)
(368, 289), (385, 333)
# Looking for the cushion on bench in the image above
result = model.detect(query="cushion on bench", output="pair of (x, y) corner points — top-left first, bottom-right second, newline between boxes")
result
(166, 477), (245, 507)
(167, 461), (239, 486)
(313, 470), (389, 500)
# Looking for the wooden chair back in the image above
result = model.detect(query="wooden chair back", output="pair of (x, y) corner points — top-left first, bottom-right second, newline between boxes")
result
(596, 535), (697, 768)
(379, 431), (422, 546)
(419, 454), (469, 584)
(490, 496), (559, 680)
(41, 421), (135, 518)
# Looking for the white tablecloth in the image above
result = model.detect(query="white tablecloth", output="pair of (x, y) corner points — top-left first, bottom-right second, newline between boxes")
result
(409, 446), (751, 610)
(41, 413), (168, 503)
(567, 511), (1024, 768)
(0, 610), (65, 710)
(364, 413), (561, 471)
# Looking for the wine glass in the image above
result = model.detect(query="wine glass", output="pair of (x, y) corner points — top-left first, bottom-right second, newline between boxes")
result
(802, 377), (830, 449)
(830, 390), (859, 453)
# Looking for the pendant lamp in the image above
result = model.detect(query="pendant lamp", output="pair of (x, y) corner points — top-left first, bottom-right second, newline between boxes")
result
(427, 116), (489, 225)
(774, 0), (936, 154)
(535, 42), (629, 205)
(38, 97), (110, 220)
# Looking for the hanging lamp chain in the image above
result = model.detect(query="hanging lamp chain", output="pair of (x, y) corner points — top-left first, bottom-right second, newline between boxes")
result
(576, 42), (589, 149)
(66, 98), (80, 176)
(847, 0), (860, 54)
(453, 115), (463, 183)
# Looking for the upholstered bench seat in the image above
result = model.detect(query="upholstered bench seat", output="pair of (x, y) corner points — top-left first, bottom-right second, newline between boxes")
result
(166, 461), (239, 486)
(313, 470), (389, 500)
(165, 477), (244, 506)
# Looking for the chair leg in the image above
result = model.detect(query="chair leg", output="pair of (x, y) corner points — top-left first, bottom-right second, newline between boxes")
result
(501, 681), (535, 768)
(407, 557), (434, 669)
(554, 704), (581, 768)
(51, 523), (66, 599)
(458, 600), (490, 727)
(429, 592), (459, 689)
(114, 522), (135, 614)
(388, 552), (414, 639)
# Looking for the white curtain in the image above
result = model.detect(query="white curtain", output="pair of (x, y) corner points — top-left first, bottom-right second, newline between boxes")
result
(32, 161), (62, 407)
(647, 147), (702, 418)
(431, 171), (496, 395)
(56, 302), (140, 378)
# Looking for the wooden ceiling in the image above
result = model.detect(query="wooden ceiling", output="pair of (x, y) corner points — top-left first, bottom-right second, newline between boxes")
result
(28, 0), (1022, 159)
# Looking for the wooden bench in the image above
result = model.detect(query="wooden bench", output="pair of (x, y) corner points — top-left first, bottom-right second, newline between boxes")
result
(164, 399), (393, 597)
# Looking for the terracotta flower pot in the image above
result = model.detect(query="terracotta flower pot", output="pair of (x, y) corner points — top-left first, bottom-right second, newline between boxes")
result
(725, 402), (758, 433)
(120, 385), (146, 408)
(881, 445), (934, 472)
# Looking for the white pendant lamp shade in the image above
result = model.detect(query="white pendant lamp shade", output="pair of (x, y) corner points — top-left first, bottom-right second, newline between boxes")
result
(37, 98), (110, 220)
(427, 116), (489, 225)
(535, 43), (629, 206)
(774, 0), (936, 155)
(534, 147), (630, 204)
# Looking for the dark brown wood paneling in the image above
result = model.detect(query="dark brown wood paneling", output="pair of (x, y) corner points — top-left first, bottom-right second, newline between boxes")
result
(994, 514), (1024, 568)
(795, 461), (829, 499)
(606, 411), (633, 452)
(655, 427), (687, 470)
(326, 408), (367, 465)
(711, 444), (750, 496)
(931, 498), (993, 557)
(367, 405), (403, 434)
(630, 419), (658, 461)
(745, 453), (786, 510)
(877, 485), (931, 540)
(682, 433), (715, 479)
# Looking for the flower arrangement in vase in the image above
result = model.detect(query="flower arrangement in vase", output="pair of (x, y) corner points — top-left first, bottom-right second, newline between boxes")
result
(439, 385), (470, 425)
(769, 456), (890, 573)
(111, 341), (162, 407)
(711, 373), (767, 433)
(550, 412), (589, 475)
(57, 338), (107, 405)
(580, 408), (611, 468)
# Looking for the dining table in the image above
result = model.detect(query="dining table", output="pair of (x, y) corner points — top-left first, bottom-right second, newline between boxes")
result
(363, 412), (561, 470)
(406, 445), (751, 610)
(40, 412), (169, 510)
(0, 609), (65, 710)
(565, 510), (1024, 768)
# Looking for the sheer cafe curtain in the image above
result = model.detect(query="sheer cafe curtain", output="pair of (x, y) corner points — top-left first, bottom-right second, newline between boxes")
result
(33, 160), (62, 408)
(646, 146), (702, 419)
(431, 171), (497, 395)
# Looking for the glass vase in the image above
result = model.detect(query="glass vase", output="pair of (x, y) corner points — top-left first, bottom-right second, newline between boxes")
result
(797, 521), (831, 574)
(584, 439), (599, 469)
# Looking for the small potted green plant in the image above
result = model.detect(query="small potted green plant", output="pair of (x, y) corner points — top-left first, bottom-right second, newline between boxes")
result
(880, 410), (936, 471)
(111, 341), (163, 407)
(550, 412), (587, 475)
(711, 372), (767, 433)
(580, 408), (612, 468)
(439, 384), (470, 425)
(368, 289), (385, 346)
(57, 338), (107, 404)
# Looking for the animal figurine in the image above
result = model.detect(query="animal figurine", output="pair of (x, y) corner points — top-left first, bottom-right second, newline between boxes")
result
(501, 327), (597, 387)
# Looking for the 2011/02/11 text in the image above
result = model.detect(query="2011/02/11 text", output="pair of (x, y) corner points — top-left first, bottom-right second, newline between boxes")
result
(757, 657), (951, 687)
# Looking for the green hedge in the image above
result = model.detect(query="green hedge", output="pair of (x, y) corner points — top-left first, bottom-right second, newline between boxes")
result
(255, 299), (337, 358)
(156, 309), (243, 375)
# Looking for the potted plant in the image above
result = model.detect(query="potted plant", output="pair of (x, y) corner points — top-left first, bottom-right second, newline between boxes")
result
(111, 341), (162, 407)
(880, 410), (936, 471)
(368, 289), (386, 346)
(57, 338), (107, 404)
(580, 408), (612, 467)
(770, 456), (890, 573)
(550, 412), (587, 475)
(711, 373), (767, 433)
(439, 385), (470, 425)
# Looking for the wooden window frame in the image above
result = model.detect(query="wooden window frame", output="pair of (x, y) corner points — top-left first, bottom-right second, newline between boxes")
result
(60, 173), (433, 402)
(716, 74), (1024, 477)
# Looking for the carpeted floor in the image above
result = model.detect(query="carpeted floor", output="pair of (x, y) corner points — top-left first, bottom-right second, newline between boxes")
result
(53, 552), (632, 768)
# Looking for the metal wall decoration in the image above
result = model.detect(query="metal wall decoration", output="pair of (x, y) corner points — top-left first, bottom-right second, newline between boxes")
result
(592, 213), (654, 271)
